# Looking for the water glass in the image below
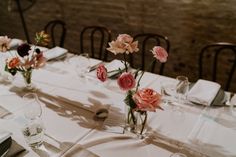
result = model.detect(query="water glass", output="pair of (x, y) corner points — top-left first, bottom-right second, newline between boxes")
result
(22, 93), (44, 148)
(175, 76), (189, 103)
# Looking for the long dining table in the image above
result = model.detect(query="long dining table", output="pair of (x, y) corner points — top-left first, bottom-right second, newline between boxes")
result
(0, 50), (236, 157)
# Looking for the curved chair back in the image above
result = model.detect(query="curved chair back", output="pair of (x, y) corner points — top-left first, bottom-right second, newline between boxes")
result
(130, 33), (170, 74)
(44, 20), (66, 48)
(80, 26), (112, 61)
(199, 42), (236, 91)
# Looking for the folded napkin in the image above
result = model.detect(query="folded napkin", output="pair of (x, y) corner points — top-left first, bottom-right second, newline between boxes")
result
(187, 79), (221, 106)
(9, 39), (23, 49)
(106, 59), (127, 78)
(43, 46), (68, 61)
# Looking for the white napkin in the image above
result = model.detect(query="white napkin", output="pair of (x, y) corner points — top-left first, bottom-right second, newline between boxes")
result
(9, 39), (23, 49)
(43, 46), (68, 61)
(106, 59), (127, 77)
(187, 79), (221, 106)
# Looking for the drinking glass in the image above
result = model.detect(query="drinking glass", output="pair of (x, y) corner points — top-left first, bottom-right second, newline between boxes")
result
(23, 93), (42, 120)
(175, 76), (189, 104)
(22, 93), (44, 148)
(160, 81), (177, 104)
(76, 53), (91, 78)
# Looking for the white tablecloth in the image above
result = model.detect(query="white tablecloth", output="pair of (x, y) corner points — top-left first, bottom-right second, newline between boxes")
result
(0, 53), (235, 157)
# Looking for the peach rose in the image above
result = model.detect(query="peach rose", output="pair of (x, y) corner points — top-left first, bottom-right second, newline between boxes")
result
(97, 64), (107, 82)
(107, 34), (139, 55)
(7, 57), (20, 69)
(117, 34), (133, 43)
(133, 88), (162, 112)
(151, 46), (168, 63)
(0, 36), (11, 52)
(117, 72), (136, 91)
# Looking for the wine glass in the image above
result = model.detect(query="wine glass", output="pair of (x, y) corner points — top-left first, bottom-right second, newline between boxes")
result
(23, 93), (42, 120)
(160, 81), (177, 105)
(22, 93), (44, 148)
(76, 53), (91, 78)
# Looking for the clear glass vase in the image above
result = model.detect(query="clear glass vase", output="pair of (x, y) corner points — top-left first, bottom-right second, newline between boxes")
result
(125, 106), (148, 138)
(21, 69), (34, 90)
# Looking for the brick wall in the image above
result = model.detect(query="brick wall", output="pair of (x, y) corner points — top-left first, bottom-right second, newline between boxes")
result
(0, 0), (236, 91)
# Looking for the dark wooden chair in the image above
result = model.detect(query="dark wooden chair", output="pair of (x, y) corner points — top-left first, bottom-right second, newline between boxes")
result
(44, 20), (66, 48)
(80, 26), (112, 61)
(199, 42), (236, 91)
(129, 33), (170, 75)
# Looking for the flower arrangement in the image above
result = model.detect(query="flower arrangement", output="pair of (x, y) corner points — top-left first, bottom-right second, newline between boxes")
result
(0, 31), (50, 88)
(97, 34), (168, 136)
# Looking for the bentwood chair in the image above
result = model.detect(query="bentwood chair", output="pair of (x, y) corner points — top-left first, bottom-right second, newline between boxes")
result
(80, 26), (112, 61)
(44, 20), (67, 48)
(129, 33), (170, 75)
(199, 42), (236, 91)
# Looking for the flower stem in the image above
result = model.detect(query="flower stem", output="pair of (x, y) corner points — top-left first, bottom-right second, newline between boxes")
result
(140, 111), (147, 135)
(135, 71), (144, 92)
(123, 53), (128, 72)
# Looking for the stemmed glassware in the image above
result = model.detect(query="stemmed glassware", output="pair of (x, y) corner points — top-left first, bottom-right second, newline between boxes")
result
(22, 93), (44, 148)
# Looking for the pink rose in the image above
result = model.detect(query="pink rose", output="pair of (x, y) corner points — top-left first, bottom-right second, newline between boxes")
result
(151, 46), (168, 63)
(97, 64), (107, 82)
(35, 53), (46, 68)
(117, 72), (136, 91)
(133, 88), (162, 112)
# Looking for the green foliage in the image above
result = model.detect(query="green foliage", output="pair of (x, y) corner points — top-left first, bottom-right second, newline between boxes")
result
(124, 90), (136, 109)
(4, 64), (17, 76)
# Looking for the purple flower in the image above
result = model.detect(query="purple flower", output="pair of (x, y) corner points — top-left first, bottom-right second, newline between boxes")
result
(17, 43), (31, 57)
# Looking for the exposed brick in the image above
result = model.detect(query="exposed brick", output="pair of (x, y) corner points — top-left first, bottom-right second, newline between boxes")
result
(0, 0), (235, 91)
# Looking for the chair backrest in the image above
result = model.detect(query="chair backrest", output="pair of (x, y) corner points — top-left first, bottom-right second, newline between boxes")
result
(44, 20), (66, 48)
(80, 26), (112, 61)
(129, 33), (170, 75)
(199, 42), (236, 91)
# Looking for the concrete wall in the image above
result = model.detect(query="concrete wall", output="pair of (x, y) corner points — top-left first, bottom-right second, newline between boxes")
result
(0, 0), (236, 91)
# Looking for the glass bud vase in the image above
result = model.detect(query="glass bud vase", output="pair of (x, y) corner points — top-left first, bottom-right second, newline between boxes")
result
(21, 69), (33, 90)
(125, 106), (148, 139)
(133, 110), (148, 139)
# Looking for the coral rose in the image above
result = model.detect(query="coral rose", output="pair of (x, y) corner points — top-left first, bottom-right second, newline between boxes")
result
(117, 72), (136, 91)
(7, 57), (20, 69)
(133, 88), (162, 112)
(151, 46), (168, 63)
(97, 64), (107, 82)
